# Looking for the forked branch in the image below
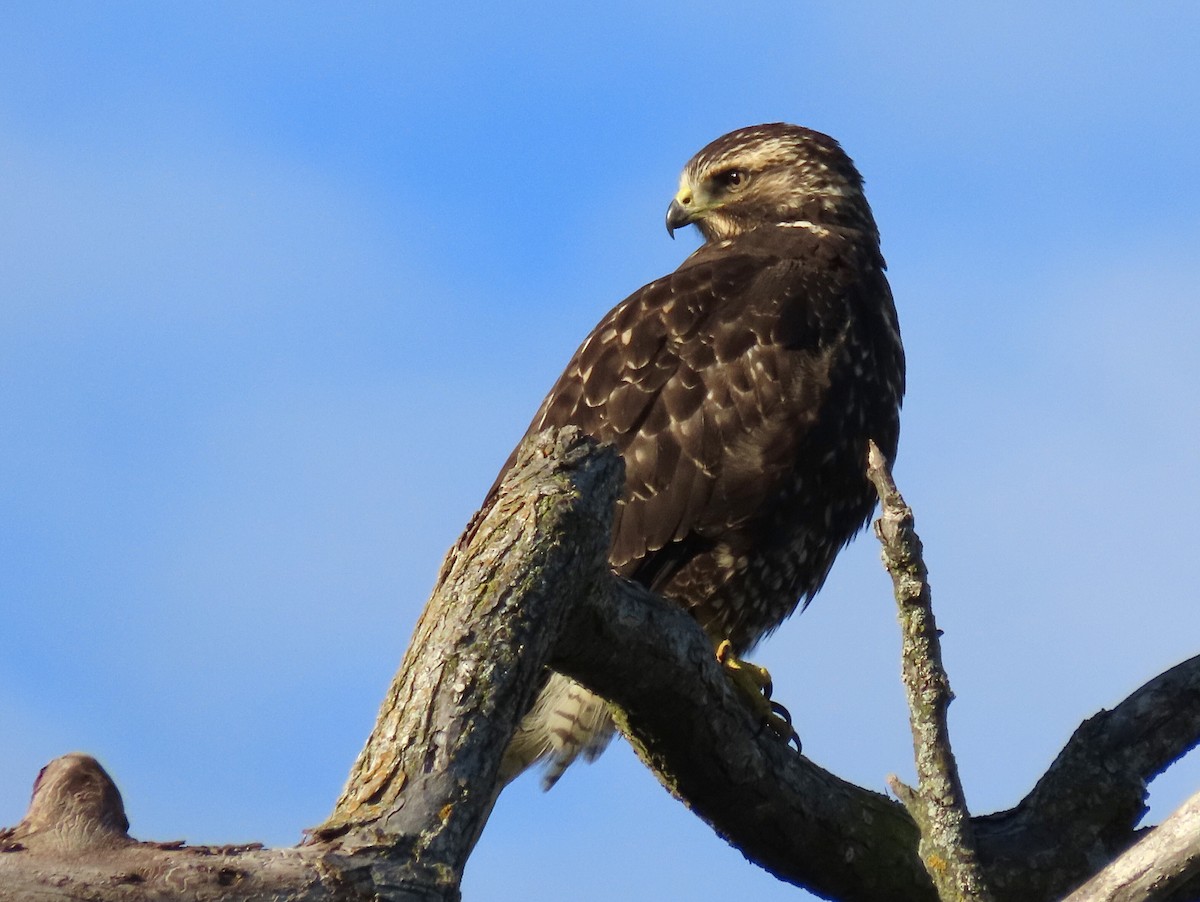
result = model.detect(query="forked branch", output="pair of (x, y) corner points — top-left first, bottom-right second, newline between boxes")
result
(1, 429), (1197, 902)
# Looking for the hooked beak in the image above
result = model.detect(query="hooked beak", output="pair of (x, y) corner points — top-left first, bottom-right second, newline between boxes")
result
(665, 196), (695, 239)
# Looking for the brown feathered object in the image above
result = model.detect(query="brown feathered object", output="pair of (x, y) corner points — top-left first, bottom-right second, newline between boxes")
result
(497, 123), (904, 787)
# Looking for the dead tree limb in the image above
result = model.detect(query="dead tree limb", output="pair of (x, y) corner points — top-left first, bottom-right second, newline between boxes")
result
(312, 425), (621, 855)
(1, 428), (1198, 902)
(0, 427), (622, 902)
(0, 754), (324, 901)
(973, 652), (1200, 900)
(553, 564), (935, 901)
(1062, 789), (1200, 902)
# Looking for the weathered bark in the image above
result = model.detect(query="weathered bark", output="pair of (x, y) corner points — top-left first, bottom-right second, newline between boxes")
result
(972, 652), (1200, 901)
(554, 570), (935, 900)
(0, 754), (325, 902)
(0, 427), (623, 902)
(312, 425), (621, 856)
(1, 428), (1197, 902)
(1062, 789), (1200, 902)
(552, 512), (1200, 901)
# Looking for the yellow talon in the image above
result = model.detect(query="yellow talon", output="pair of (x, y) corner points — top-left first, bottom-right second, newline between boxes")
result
(716, 640), (802, 751)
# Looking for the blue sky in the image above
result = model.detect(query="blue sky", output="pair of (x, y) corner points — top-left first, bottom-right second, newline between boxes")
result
(2, 4), (1198, 900)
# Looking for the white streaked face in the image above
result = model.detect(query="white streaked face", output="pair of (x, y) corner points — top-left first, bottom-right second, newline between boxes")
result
(670, 125), (867, 242)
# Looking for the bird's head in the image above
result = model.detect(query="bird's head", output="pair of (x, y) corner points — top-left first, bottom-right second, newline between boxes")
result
(665, 123), (878, 244)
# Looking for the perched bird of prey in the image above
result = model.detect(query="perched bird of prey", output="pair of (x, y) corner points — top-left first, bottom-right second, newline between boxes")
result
(497, 123), (904, 787)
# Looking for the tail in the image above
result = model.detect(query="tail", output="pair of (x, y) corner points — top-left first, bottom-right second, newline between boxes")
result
(500, 671), (614, 789)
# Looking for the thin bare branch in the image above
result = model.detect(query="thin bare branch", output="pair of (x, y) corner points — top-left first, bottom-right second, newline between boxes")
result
(866, 441), (993, 902)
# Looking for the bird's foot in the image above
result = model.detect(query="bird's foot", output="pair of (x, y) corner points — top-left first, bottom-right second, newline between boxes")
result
(716, 640), (802, 752)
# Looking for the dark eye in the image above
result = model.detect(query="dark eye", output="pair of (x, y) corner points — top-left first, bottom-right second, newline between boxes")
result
(714, 168), (749, 191)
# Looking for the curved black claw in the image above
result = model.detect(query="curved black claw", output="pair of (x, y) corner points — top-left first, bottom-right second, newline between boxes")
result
(769, 700), (803, 753)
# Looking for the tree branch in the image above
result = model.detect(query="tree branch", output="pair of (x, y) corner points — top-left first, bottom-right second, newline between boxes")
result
(866, 442), (993, 902)
(1062, 789), (1200, 902)
(0, 427), (623, 902)
(2, 429), (1197, 902)
(553, 573), (936, 902)
(546, 439), (1200, 900)
(307, 424), (623, 893)
(0, 754), (323, 901)
(972, 652), (1200, 900)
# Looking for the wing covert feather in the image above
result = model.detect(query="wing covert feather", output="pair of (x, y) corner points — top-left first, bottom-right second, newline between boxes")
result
(505, 248), (851, 585)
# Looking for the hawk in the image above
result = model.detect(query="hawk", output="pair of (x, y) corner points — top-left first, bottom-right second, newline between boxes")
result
(497, 123), (904, 786)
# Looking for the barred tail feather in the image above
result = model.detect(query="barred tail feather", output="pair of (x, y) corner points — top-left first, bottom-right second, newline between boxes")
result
(500, 671), (614, 789)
